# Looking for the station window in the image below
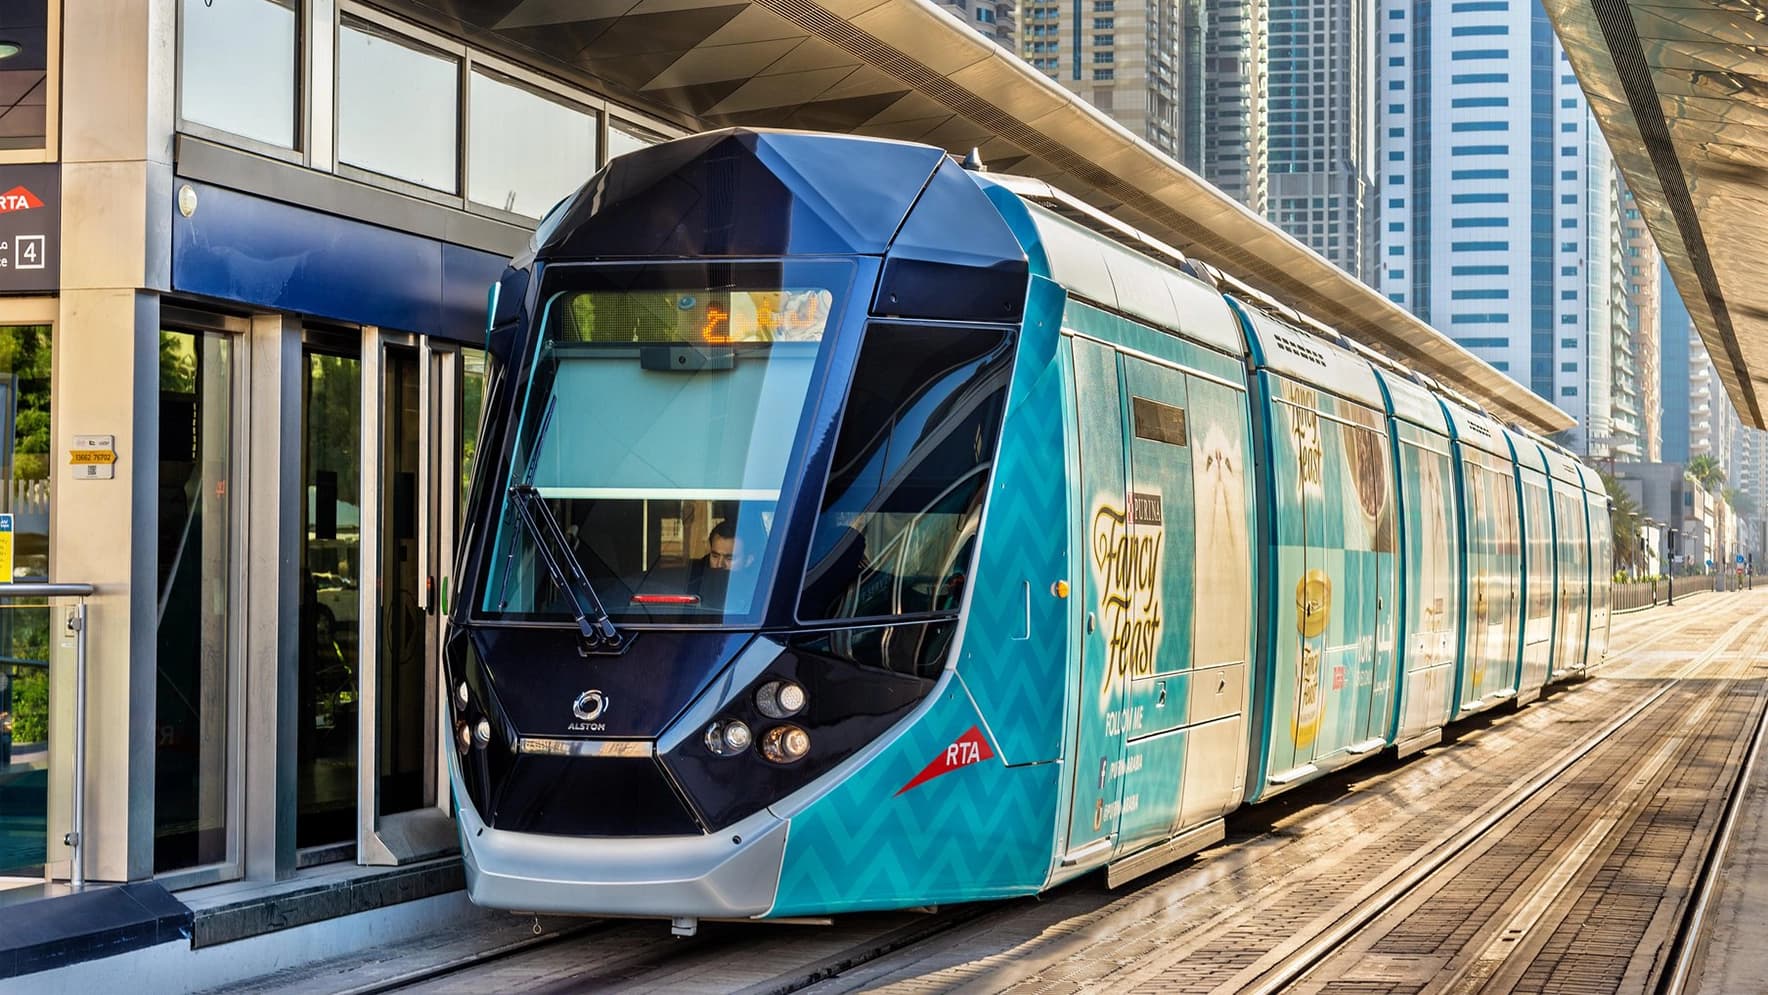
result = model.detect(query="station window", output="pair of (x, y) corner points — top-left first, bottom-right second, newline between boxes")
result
(0, 326), (50, 878)
(179, 0), (297, 149)
(608, 123), (660, 162)
(468, 70), (597, 219)
(337, 17), (460, 193)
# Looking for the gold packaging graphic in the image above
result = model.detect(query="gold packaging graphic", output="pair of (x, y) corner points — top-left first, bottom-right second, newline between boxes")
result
(1297, 568), (1332, 638)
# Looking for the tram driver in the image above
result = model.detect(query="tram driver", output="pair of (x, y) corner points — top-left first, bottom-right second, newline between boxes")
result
(690, 520), (745, 584)
(684, 517), (764, 609)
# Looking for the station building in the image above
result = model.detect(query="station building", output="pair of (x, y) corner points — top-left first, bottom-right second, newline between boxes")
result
(0, 0), (1569, 981)
(3, 0), (702, 894)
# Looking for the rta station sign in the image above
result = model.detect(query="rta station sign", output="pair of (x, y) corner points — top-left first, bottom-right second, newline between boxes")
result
(0, 165), (57, 292)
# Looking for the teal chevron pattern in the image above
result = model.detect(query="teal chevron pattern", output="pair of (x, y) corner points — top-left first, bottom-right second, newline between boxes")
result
(955, 275), (1073, 764)
(768, 679), (1059, 915)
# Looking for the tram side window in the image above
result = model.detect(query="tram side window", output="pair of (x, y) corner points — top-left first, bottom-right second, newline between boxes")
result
(800, 323), (1012, 621)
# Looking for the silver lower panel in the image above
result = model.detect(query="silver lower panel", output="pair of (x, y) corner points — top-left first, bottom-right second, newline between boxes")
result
(450, 755), (789, 918)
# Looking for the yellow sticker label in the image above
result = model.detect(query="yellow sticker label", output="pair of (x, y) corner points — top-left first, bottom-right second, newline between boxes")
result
(69, 450), (116, 465)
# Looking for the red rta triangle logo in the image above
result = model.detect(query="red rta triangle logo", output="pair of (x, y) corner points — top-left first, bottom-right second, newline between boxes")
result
(0, 186), (43, 213)
(895, 725), (995, 796)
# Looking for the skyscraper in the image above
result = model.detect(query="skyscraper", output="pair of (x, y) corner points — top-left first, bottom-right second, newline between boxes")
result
(1377, 0), (1624, 454)
(1195, 0), (1265, 206)
(1619, 179), (1661, 462)
(1731, 428), (1768, 524)
(1261, 0), (1378, 280)
(1024, 0), (1378, 281)
(1661, 260), (1692, 464)
(1021, 0), (1180, 154)
(1690, 332), (1737, 468)
(937, 0), (1019, 47)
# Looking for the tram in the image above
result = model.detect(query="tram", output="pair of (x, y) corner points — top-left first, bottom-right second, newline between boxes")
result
(444, 129), (1612, 929)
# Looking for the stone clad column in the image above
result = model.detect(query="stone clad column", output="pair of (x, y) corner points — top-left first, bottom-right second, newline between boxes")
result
(50, 0), (175, 883)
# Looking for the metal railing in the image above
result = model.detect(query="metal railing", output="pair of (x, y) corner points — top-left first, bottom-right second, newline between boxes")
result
(1612, 574), (1756, 613)
(0, 583), (94, 887)
(1611, 581), (1660, 613)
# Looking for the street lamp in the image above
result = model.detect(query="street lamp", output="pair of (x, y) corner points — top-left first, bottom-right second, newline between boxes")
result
(1667, 527), (1679, 606)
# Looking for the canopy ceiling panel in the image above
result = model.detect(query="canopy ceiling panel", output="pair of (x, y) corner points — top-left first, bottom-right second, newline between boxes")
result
(393, 0), (1572, 429)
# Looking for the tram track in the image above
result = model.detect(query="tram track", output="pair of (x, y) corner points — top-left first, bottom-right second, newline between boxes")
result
(794, 594), (1768, 994)
(1258, 601), (1768, 994)
(264, 594), (1768, 995)
(344, 906), (998, 995)
(1653, 628), (1768, 995)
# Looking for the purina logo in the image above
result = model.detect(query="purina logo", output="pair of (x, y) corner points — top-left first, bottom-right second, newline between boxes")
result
(0, 187), (42, 214)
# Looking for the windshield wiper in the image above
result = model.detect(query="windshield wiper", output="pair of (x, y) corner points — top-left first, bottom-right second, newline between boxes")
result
(497, 393), (623, 654)
(507, 483), (624, 654)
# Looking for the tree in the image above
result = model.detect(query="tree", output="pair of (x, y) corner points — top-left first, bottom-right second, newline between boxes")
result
(1688, 454), (1726, 493)
(1598, 469), (1643, 575)
(1724, 486), (1757, 519)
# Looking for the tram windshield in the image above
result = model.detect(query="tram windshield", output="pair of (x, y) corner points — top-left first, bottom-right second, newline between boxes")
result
(482, 260), (852, 623)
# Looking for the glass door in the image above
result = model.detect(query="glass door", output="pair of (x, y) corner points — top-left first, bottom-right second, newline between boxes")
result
(154, 324), (242, 881)
(297, 335), (362, 857)
(361, 335), (463, 864)
(377, 343), (424, 818)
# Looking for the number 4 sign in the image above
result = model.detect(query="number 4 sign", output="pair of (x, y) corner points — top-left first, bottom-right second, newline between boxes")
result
(15, 235), (42, 270)
(0, 165), (57, 291)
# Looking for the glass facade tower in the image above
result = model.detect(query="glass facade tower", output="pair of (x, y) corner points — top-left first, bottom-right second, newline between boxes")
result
(1378, 0), (1625, 454)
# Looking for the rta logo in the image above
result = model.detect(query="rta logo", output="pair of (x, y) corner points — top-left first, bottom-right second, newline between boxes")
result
(0, 187), (43, 214)
(572, 689), (607, 722)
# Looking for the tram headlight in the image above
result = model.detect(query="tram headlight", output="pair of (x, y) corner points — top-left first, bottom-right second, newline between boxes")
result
(754, 680), (806, 719)
(704, 720), (752, 756)
(760, 724), (811, 764)
(455, 681), (470, 711)
(456, 720), (472, 754)
(473, 719), (492, 749)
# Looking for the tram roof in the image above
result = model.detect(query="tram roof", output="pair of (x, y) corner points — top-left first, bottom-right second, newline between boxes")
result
(1544, 0), (1768, 430)
(388, 0), (1572, 433)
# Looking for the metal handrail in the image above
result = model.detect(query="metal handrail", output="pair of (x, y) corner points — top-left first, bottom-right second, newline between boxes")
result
(0, 582), (95, 887)
(0, 583), (94, 598)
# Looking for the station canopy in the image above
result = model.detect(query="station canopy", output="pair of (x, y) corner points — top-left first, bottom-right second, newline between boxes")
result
(397, 0), (1572, 432)
(1545, 0), (1768, 430)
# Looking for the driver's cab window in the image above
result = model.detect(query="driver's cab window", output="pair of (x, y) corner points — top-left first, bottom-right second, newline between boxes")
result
(799, 322), (1013, 621)
(481, 262), (848, 624)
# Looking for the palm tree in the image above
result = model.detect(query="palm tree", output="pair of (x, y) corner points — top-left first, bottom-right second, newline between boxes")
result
(1598, 469), (1643, 575)
(1687, 454), (1726, 493)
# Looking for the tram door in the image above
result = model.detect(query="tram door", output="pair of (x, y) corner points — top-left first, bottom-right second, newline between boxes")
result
(1113, 357), (1194, 851)
(1064, 338), (1129, 864)
(1352, 418), (1398, 749)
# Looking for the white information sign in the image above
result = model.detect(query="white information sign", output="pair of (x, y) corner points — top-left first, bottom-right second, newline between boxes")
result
(69, 434), (117, 480)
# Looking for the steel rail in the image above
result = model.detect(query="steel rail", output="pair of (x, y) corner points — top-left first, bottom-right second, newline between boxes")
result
(339, 919), (616, 995)
(1660, 654), (1768, 994)
(1242, 601), (1768, 995)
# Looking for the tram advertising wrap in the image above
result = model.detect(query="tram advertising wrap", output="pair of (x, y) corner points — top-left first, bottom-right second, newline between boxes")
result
(442, 129), (1613, 928)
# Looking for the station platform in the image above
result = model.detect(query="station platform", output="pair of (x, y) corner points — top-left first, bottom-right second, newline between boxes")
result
(15, 587), (1768, 994)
